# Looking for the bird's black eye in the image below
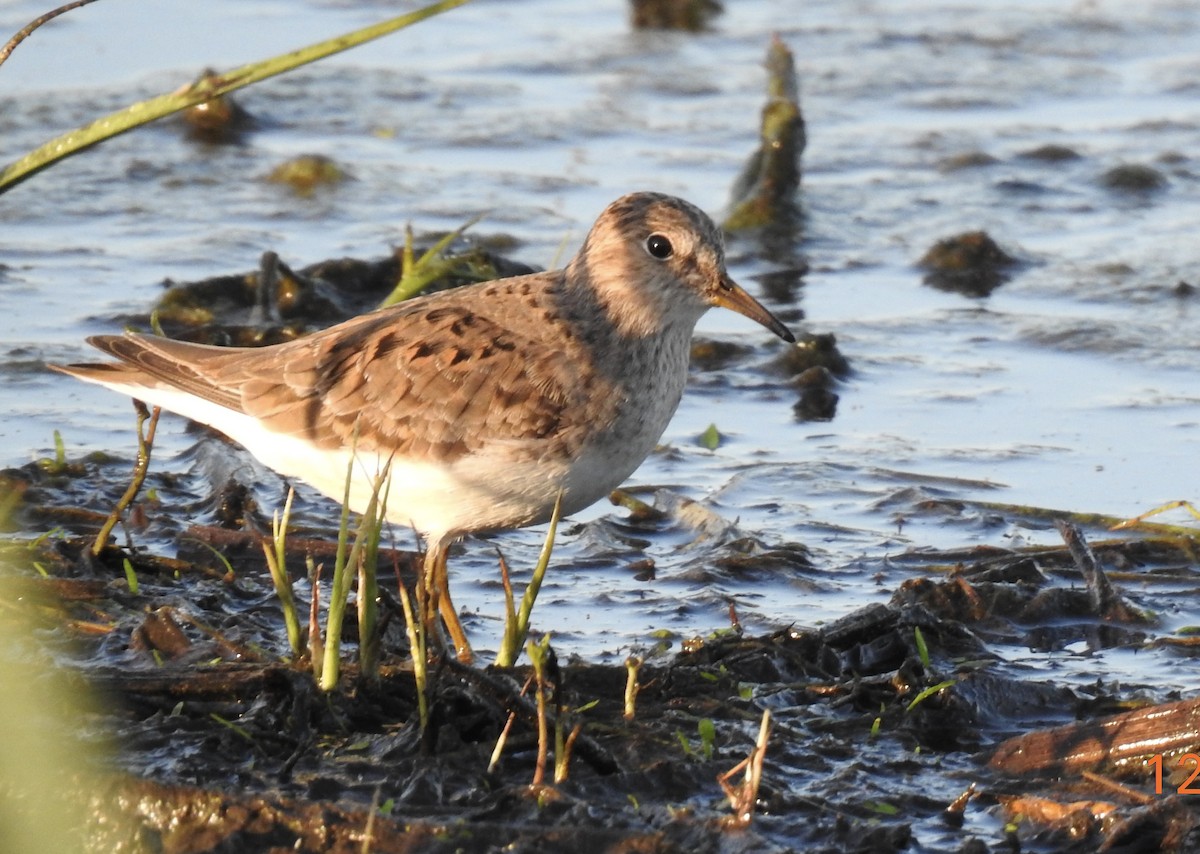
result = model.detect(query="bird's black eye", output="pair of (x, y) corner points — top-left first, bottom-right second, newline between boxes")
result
(646, 233), (673, 259)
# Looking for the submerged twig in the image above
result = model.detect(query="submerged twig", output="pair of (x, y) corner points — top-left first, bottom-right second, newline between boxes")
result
(0, 0), (104, 69)
(1055, 520), (1150, 623)
(92, 402), (159, 557)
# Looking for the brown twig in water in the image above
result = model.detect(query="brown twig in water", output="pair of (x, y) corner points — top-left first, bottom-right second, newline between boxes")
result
(718, 709), (772, 828)
(624, 655), (642, 720)
(558, 723), (582, 784)
(1055, 519), (1149, 623)
(92, 402), (159, 556)
(0, 0), (105, 68)
(488, 673), (535, 774)
(1080, 770), (1155, 806)
(528, 636), (552, 788)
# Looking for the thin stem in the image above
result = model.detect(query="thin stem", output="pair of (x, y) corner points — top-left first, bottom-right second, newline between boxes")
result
(319, 454), (358, 692)
(0, 0), (104, 69)
(396, 576), (428, 731)
(527, 635), (551, 788)
(357, 469), (392, 681)
(92, 402), (159, 556)
(307, 557), (324, 682)
(624, 656), (642, 720)
(263, 488), (302, 658)
(494, 492), (563, 667)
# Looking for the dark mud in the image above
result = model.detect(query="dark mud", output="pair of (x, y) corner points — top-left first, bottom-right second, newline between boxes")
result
(4, 446), (1200, 852)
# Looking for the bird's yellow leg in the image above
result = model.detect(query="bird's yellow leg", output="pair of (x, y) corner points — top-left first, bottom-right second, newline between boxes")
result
(418, 546), (441, 656)
(420, 543), (473, 663)
(435, 551), (473, 663)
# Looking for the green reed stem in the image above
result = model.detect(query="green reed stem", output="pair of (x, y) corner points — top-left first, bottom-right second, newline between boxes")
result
(262, 487), (302, 658)
(494, 492), (562, 667)
(320, 459), (390, 692)
(396, 578), (428, 731)
(357, 470), (392, 682)
(527, 634), (552, 787)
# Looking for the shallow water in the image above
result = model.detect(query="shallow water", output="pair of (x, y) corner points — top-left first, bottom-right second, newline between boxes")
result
(3, 0), (1199, 676)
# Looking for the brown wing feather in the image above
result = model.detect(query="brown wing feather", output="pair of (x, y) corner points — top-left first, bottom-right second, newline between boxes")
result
(225, 299), (596, 461)
(63, 271), (608, 463)
(80, 334), (248, 411)
(75, 276), (601, 463)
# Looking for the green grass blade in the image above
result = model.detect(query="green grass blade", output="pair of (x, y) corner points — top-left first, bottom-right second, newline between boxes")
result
(263, 488), (303, 658)
(905, 679), (956, 712)
(913, 625), (931, 670)
(319, 454), (359, 691)
(122, 558), (139, 595)
(357, 464), (392, 681)
(494, 491), (562, 667)
(379, 213), (485, 307)
(395, 577), (428, 730)
(320, 455), (391, 691)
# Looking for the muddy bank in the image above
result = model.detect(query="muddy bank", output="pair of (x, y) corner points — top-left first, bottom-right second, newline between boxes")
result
(4, 458), (1200, 851)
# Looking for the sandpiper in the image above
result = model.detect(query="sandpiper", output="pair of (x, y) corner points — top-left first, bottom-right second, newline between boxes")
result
(55, 192), (794, 661)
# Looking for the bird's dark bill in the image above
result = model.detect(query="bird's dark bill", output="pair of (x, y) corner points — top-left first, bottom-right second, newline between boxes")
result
(713, 276), (795, 343)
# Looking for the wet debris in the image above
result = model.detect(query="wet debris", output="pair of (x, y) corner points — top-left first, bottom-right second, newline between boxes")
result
(85, 773), (687, 854)
(9, 390), (1200, 852)
(892, 522), (1156, 653)
(770, 331), (850, 379)
(148, 242), (536, 342)
(989, 695), (1200, 778)
(1017, 143), (1082, 163)
(177, 68), (258, 144)
(725, 37), (805, 233)
(266, 153), (349, 196)
(711, 539), (814, 578)
(1056, 520), (1154, 625)
(918, 230), (1019, 297)
(1100, 162), (1169, 194)
(937, 150), (999, 172)
(792, 369), (839, 422)
(130, 607), (193, 661)
(768, 332), (848, 422)
(6, 494), (1200, 851)
(689, 337), (753, 372)
(629, 0), (722, 31)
